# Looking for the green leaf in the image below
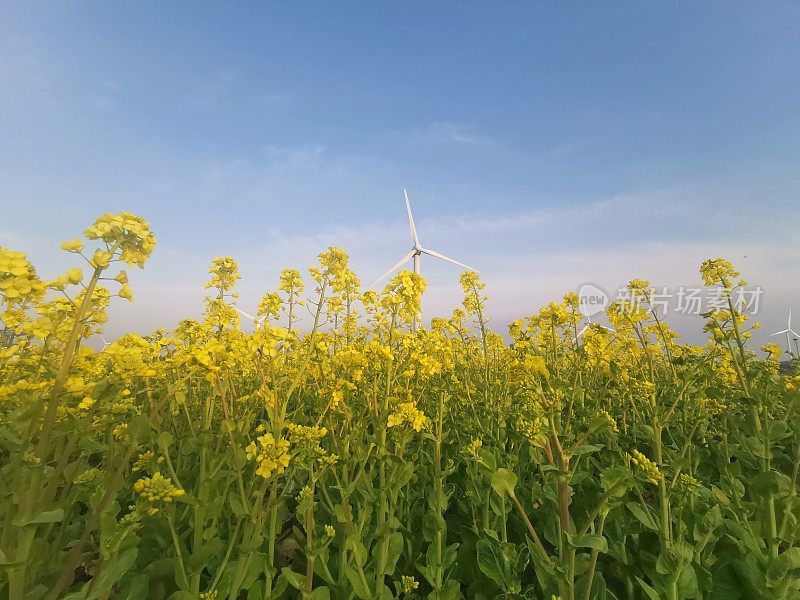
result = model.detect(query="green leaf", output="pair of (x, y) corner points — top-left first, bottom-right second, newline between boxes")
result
(0, 427), (22, 451)
(677, 564), (699, 599)
(656, 542), (693, 576)
(601, 466), (631, 497)
(228, 493), (244, 516)
(491, 469), (518, 499)
(627, 503), (658, 531)
(311, 586), (331, 600)
(587, 416), (610, 434)
(384, 531), (403, 576)
(23, 585), (48, 600)
(708, 559), (746, 600)
(88, 548), (138, 600)
(346, 534), (368, 568)
(711, 486), (731, 507)
(428, 580), (461, 600)
(344, 564), (371, 599)
(769, 419), (791, 441)
(566, 533), (608, 554)
(570, 444), (602, 457)
(127, 414), (151, 444)
(767, 547), (800, 584)
(157, 431), (174, 451)
(442, 542), (460, 571)
(247, 581), (264, 600)
(189, 537), (225, 570)
(423, 512), (447, 543)
(750, 471), (780, 496)
(280, 567), (306, 591)
(635, 576), (662, 600)
(731, 556), (767, 597)
(14, 508), (65, 527)
(476, 538), (528, 594)
(119, 574), (149, 600)
(693, 504), (722, 551)
(266, 573), (289, 599)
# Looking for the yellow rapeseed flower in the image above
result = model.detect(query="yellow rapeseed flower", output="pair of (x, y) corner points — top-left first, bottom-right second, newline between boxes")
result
(630, 449), (663, 485)
(245, 433), (291, 479)
(133, 472), (185, 503)
(387, 401), (427, 432)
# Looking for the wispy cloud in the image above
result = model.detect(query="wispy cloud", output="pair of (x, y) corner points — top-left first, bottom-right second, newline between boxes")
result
(402, 121), (492, 146)
(258, 92), (292, 108)
(188, 70), (242, 107)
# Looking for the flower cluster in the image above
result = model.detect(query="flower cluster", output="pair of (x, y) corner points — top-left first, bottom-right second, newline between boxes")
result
(517, 415), (549, 449)
(132, 450), (164, 473)
(205, 256), (241, 291)
(133, 472), (185, 504)
(677, 473), (701, 492)
(381, 270), (426, 325)
(286, 423), (328, 448)
(245, 433), (291, 479)
(400, 575), (419, 594)
(699, 258), (742, 289)
(73, 467), (103, 485)
(84, 212), (157, 268)
(0, 248), (44, 302)
(598, 409), (618, 433)
(465, 437), (483, 459)
(387, 400), (428, 432)
(0, 248), (45, 327)
(630, 449), (663, 485)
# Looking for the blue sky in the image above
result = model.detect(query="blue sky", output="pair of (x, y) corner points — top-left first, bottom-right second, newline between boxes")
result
(1, 2), (799, 346)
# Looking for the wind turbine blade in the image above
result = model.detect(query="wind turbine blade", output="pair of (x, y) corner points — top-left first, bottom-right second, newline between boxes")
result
(404, 188), (419, 246)
(370, 250), (416, 289)
(576, 325), (589, 338)
(789, 309), (793, 329)
(789, 329), (800, 337)
(233, 306), (259, 322)
(421, 247), (478, 272)
(771, 330), (789, 336)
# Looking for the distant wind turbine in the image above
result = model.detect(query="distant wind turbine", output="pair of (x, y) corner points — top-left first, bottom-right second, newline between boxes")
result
(771, 309), (800, 356)
(99, 333), (110, 351)
(370, 189), (478, 329)
(576, 313), (615, 341)
(233, 306), (264, 328)
(370, 189), (477, 286)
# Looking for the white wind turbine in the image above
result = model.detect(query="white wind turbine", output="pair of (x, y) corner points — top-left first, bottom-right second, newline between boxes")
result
(370, 189), (478, 327)
(576, 313), (615, 341)
(771, 309), (800, 357)
(371, 189), (477, 286)
(98, 333), (111, 351)
(232, 306), (264, 329)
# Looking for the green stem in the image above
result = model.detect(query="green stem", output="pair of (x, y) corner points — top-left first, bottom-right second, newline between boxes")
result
(168, 514), (190, 590)
(581, 511), (607, 600)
